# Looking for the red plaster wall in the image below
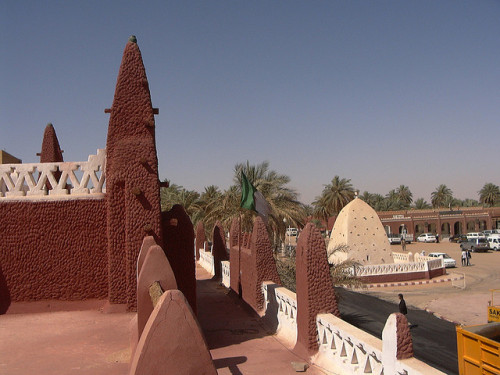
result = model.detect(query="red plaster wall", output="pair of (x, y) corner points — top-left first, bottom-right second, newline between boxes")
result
(229, 218), (241, 293)
(228, 217), (281, 312)
(294, 223), (340, 357)
(162, 205), (196, 315)
(105, 39), (162, 310)
(195, 221), (206, 260)
(0, 199), (108, 308)
(212, 222), (228, 280)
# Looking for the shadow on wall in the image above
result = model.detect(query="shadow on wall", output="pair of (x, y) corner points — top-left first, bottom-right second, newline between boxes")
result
(0, 265), (11, 314)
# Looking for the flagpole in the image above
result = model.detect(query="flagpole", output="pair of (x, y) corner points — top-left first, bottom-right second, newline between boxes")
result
(238, 209), (242, 297)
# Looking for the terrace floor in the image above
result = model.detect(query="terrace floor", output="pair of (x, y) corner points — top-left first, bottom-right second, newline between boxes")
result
(0, 265), (327, 375)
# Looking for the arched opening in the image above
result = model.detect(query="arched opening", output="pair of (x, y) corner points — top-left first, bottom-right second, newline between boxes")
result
(441, 222), (451, 236)
(384, 225), (391, 235)
(467, 221), (475, 232)
(399, 224), (407, 235)
(415, 224), (424, 235)
(479, 220), (487, 231)
(454, 221), (463, 235)
(428, 223), (437, 234)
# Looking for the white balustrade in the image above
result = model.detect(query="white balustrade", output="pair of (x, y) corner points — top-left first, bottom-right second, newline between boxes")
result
(0, 149), (106, 199)
(315, 313), (446, 375)
(262, 282), (297, 346)
(353, 258), (444, 278)
(221, 261), (230, 288)
(198, 250), (215, 276)
(315, 313), (384, 375)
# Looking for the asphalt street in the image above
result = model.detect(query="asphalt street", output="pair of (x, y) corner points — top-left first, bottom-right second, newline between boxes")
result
(336, 287), (458, 375)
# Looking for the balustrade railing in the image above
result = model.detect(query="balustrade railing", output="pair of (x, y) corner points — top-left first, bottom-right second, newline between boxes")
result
(221, 261), (230, 288)
(0, 149), (106, 199)
(198, 250), (215, 276)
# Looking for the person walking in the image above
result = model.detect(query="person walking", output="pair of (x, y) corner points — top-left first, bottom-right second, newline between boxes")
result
(401, 237), (406, 251)
(398, 293), (410, 325)
(461, 249), (467, 266)
(466, 249), (472, 266)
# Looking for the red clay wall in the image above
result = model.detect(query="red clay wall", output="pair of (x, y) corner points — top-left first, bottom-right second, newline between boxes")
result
(105, 39), (162, 310)
(0, 199), (108, 308)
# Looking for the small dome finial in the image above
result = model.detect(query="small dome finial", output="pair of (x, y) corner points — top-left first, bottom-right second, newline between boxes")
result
(128, 35), (137, 43)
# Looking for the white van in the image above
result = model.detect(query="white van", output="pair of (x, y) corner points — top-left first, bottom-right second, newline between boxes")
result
(467, 232), (486, 241)
(483, 230), (500, 237)
(488, 237), (500, 251)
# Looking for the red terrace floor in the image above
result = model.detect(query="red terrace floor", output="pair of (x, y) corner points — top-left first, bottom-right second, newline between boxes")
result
(0, 265), (327, 375)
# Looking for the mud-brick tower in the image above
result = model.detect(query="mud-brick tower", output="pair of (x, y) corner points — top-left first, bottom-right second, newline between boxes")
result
(105, 36), (162, 310)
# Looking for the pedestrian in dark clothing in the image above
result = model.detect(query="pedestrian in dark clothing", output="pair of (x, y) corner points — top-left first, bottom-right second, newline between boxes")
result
(399, 293), (410, 325)
(398, 293), (408, 315)
(466, 249), (471, 266)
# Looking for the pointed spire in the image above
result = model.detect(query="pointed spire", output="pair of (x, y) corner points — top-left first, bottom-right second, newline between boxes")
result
(106, 36), (156, 150)
(39, 123), (64, 162)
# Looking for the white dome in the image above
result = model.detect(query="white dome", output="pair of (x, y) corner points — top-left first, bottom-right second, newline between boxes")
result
(327, 197), (391, 265)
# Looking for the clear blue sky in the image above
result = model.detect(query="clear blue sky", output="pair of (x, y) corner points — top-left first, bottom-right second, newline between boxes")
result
(2, 1), (499, 205)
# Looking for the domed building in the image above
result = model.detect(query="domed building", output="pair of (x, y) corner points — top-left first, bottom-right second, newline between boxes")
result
(327, 196), (392, 265)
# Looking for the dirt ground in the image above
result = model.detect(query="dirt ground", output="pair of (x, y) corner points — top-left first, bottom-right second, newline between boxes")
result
(361, 239), (500, 326)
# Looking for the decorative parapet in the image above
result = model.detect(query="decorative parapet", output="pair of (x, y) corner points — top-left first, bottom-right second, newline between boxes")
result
(315, 313), (446, 375)
(0, 149), (106, 199)
(221, 261), (230, 288)
(315, 313), (383, 374)
(392, 252), (413, 263)
(263, 282), (298, 346)
(199, 249), (215, 276)
(353, 259), (443, 277)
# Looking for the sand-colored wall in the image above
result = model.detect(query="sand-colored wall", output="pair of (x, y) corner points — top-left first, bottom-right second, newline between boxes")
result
(328, 198), (392, 265)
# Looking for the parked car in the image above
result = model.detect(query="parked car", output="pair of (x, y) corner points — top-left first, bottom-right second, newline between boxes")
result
(488, 237), (500, 251)
(449, 234), (468, 243)
(417, 233), (437, 243)
(460, 238), (489, 252)
(428, 252), (456, 268)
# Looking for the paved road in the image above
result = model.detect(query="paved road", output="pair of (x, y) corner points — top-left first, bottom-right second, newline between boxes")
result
(336, 287), (459, 375)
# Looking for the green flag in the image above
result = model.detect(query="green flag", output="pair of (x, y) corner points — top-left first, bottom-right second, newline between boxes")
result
(240, 172), (257, 211)
(240, 172), (271, 223)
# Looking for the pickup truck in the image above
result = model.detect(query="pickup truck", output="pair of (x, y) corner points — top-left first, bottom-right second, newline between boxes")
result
(387, 233), (413, 245)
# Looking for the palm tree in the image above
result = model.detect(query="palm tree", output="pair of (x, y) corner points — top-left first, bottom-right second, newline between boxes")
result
(203, 161), (305, 247)
(461, 198), (480, 207)
(431, 184), (453, 208)
(312, 176), (355, 219)
(479, 183), (500, 207)
(396, 185), (413, 207)
(412, 198), (431, 209)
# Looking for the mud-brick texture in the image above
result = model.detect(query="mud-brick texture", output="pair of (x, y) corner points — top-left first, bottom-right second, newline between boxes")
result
(106, 39), (162, 311)
(228, 217), (280, 312)
(212, 222), (228, 280)
(229, 217), (241, 293)
(0, 199), (107, 312)
(244, 217), (281, 312)
(396, 313), (414, 359)
(195, 221), (206, 260)
(294, 223), (340, 357)
(39, 123), (64, 163)
(162, 205), (196, 314)
(39, 123), (64, 190)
